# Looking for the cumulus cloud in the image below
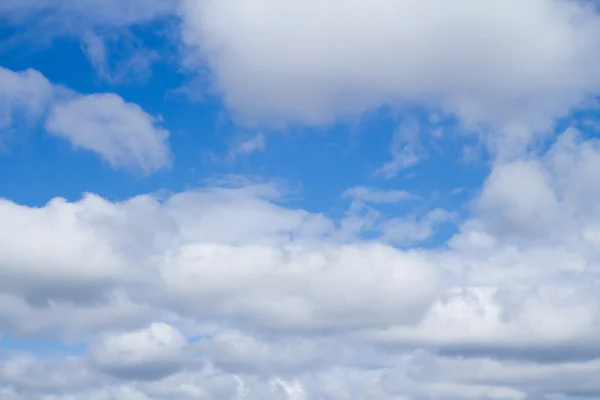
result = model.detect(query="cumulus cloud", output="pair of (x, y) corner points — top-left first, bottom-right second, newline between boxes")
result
(0, 195), (126, 306)
(158, 242), (437, 333)
(46, 93), (172, 173)
(0, 183), (437, 337)
(0, 65), (172, 172)
(0, 353), (93, 394)
(0, 182), (442, 398)
(368, 128), (600, 365)
(196, 330), (333, 375)
(380, 208), (456, 246)
(179, 0), (600, 138)
(90, 322), (189, 380)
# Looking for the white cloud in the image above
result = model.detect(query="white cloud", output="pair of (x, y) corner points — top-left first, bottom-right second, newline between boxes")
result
(270, 378), (306, 400)
(2, 1), (172, 84)
(196, 330), (332, 375)
(380, 208), (456, 246)
(0, 195), (127, 305)
(472, 127), (600, 244)
(90, 322), (189, 380)
(46, 93), (171, 173)
(81, 31), (159, 85)
(158, 242), (438, 333)
(342, 186), (418, 204)
(0, 291), (153, 340)
(0, 66), (52, 132)
(376, 120), (425, 178)
(227, 132), (266, 161)
(81, 32), (109, 80)
(367, 128), (600, 365)
(338, 186), (436, 244)
(0, 354), (93, 393)
(0, 183), (438, 340)
(179, 0), (600, 142)
(0, 66), (172, 172)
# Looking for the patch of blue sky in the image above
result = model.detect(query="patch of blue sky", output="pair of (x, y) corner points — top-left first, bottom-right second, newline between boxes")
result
(1, 335), (86, 358)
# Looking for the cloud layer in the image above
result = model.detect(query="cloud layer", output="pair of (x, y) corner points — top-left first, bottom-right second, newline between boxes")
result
(1, 128), (600, 398)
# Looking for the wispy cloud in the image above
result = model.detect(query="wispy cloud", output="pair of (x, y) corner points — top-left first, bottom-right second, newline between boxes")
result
(81, 31), (159, 85)
(343, 186), (419, 204)
(227, 132), (267, 161)
(375, 121), (425, 179)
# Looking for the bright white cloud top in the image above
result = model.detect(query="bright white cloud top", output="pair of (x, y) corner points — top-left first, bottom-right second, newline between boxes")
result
(1, 1), (600, 399)
(46, 93), (171, 173)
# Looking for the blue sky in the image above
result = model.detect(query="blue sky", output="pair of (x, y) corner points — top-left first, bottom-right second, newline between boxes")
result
(2, 1), (600, 399)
